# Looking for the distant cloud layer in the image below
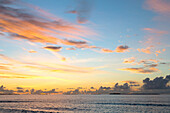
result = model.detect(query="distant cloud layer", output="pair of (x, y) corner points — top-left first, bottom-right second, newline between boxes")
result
(0, 75), (169, 95)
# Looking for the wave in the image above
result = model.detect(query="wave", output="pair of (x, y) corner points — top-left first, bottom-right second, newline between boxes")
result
(0, 107), (90, 113)
(39, 107), (90, 111)
(0, 108), (55, 113)
(94, 102), (170, 107)
(0, 101), (34, 103)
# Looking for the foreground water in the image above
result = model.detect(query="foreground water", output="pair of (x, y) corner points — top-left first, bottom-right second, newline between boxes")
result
(0, 95), (169, 113)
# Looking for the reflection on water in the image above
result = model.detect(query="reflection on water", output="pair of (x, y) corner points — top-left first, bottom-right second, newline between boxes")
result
(0, 95), (169, 112)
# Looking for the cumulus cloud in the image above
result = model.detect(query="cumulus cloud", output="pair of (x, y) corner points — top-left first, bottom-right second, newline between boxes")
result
(43, 46), (62, 52)
(143, 75), (170, 89)
(114, 83), (130, 91)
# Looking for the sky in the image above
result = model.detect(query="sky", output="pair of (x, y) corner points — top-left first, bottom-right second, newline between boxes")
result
(0, 0), (170, 93)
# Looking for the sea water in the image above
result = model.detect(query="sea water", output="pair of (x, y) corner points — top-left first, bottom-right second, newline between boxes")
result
(0, 95), (169, 113)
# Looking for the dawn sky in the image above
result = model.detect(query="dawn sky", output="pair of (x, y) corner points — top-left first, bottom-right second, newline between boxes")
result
(0, 0), (169, 91)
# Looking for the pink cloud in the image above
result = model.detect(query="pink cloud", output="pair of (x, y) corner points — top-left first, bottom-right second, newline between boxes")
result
(145, 0), (170, 14)
(143, 28), (168, 34)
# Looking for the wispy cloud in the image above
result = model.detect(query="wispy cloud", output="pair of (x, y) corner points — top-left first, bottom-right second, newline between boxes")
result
(101, 48), (114, 53)
(143, 28), (168, 34)
(0, 71), (39, 79)
(0, 0), (95, 50)
(120, 67), (159, 74)
(145, 0), (170, 15)
(0, 53), (107, 80)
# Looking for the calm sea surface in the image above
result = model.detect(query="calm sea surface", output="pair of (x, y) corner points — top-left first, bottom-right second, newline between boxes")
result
(0, 95), (169, 113)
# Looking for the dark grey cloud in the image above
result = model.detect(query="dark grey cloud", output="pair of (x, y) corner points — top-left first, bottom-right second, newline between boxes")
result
(17, 89), (24, 93)
(143, 75), (170, 89)
(114, 83), (130, 91)
(63, 39), (87, 45)
(16, 87), (23, 89)
(90, 87), (95, 89)
(25, 89), (29, 92)
(30, 88), (58, 94)
(124, 81), (140, 87)
(43, 46), (62, 52)
(67, 0), (93, 24)
(99, 86), (111, 90)
(115, 45), (129, 53)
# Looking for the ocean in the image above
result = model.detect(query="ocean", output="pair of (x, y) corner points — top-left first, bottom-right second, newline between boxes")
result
(0, 95), (169, 113)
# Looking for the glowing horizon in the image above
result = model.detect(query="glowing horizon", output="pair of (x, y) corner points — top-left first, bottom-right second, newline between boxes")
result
(0, 0), (170, 93)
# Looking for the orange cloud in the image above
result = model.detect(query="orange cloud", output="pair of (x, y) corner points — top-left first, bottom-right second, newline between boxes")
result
(28, 50), (37, 53)
(155, 50), (161, 53)
(0, 71), (39, 79)
(123, 57), (135, 64)
(0, 0), (95, 50)
(148, 59), (159, 63)
(154, 49), (166, 56)
(114, 45), (129, 53)
(162, 48), (166, 52)
(137, 47), (152, 54)
(101, 48), (114, 53)
(0, 66), (10, 70)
